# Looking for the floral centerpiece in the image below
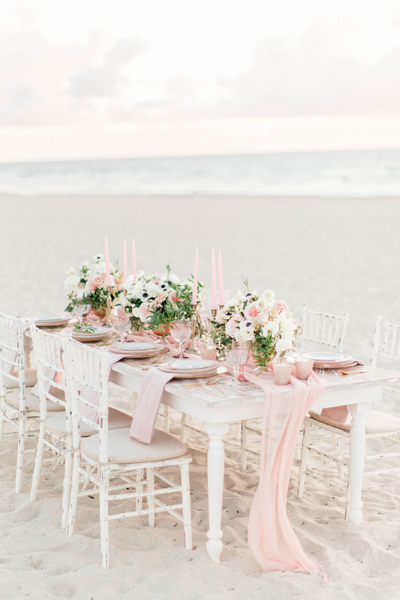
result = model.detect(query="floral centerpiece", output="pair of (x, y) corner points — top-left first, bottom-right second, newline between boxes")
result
(116, 265), (203, 334)
(65, 255), (123, 313)
(209, 287), (301, 372)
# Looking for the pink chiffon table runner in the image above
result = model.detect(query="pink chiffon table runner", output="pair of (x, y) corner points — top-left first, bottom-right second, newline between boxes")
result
(244, 368), (325, 576)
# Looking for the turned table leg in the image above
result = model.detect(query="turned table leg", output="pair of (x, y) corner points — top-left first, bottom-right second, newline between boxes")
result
(204, 422), (229, 562)
(347, 401), (370, 524)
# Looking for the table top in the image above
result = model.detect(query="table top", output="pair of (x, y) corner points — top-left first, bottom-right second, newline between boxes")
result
(112, 359), (400, 410)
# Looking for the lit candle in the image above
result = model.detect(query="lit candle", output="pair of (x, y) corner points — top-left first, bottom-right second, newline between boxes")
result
(211, 250), (217, 310)
(218, 249), (224, 306)
(105, 237), (112, 286)
(191, 248), (199, 305)
(132, 238), (136, 277)
(123, 240), (128, 283)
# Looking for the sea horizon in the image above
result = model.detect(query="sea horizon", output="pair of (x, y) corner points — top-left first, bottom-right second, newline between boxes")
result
(1, 147), (400, 197)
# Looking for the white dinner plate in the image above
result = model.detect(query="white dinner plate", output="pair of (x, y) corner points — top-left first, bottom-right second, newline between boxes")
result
(72, 327), (111, 341)
(167, 360), (214, 371)
(109, 345), (166, 357)
(302, 352), (345, 361)
(116, 342), (157, 351)
(35, 314), (71, 326)
(158, 362), (227, 379)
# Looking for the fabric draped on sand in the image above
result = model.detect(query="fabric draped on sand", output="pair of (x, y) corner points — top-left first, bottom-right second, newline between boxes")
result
(245, 370), (325, 575)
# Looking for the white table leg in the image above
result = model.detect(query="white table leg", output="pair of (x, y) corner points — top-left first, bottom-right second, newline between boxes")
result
(347, 401), (370, 524)
(204, 422), (229, 563)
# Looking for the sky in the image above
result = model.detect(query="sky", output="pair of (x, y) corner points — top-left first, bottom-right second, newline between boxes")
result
(1, 0), (400, 162)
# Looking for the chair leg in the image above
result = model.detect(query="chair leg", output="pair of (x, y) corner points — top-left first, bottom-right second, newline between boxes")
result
(0, 405), (5, 448)
(136, 468), (144, 513)
(15, 412), (26, 494)
(235, 421), (241, 441)
(99, 464), (109, 569)
(294, 428), (303, 462)
(180, 462), (192, 550)
(66, 451), (81, 537)
(147, 468), (155, 527)
(333, 439), (345, 480)
(240, 421), (248, 471)
(298, 421), (312, 499)
(62, 442), (73, 529)
(30, 422), (46, 502)
(163, 406), (169, 433)
(181, 414), (187, 443)
(345, 481), (351, 520)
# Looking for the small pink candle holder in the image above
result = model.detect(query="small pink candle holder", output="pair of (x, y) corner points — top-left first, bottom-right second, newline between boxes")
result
(272, 360), (292, 385)
(295, 357), (314, 380)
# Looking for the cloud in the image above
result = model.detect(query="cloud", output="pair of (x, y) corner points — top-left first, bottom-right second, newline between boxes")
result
(69, 38), (146, 97)
(218, 19), (400, 118)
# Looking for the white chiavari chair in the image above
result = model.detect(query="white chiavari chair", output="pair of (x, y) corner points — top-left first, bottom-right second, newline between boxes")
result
(29, 326), (72, 525)
(240, 306), (350, 471)
(298, 315), (400, 516)
(0, 312), (57, 493)
(29, 326), (133, 527)
(62, 337), (192, 568)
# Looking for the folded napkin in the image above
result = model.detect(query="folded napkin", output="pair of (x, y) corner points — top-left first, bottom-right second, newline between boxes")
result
(320, 405), (350, 425)
(244, 369), (326, 576)
(129, 367), (175, 444)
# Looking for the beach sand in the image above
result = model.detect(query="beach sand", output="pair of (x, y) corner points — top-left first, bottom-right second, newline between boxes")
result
(1, 194), (400, 599)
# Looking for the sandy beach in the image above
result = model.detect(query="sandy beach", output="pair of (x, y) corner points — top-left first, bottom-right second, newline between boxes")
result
(1, 194), (400, 599)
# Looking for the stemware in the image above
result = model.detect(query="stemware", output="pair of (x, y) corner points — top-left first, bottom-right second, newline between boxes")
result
(171, 320), (192, 360)
(110, 307), (130, 342)
(200, 312), (213, 344)
(72, 303), (90, 326)
(225, 347), (249, 384)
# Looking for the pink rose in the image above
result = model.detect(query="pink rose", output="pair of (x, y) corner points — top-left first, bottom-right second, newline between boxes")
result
(168, 290), (182, 304)
(276, 301), (289, 314)
(157, 292), (167, 303)
(138, 302), (151, 322)
(244, 302), (261, 319)
(93, 274), (106, 287)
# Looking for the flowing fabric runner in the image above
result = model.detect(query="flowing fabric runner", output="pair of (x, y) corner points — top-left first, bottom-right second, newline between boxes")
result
(244, 369), (325, 575)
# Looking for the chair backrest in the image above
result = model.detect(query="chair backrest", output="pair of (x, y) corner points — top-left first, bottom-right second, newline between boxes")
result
(370, 316), (400, 397)
(298, 305), (350, 353)
(30, 325), (66, 420)
(0, 312), (26, 407)
(62, 337), (109, 463)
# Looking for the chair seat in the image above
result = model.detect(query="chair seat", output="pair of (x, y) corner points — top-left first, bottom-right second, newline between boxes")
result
(45, 408), (133, 437)
(81, 427), (188, 464)
(6, 386), (65, 413)
(309, 409), (400, 435)
(5, 368), (38, 389)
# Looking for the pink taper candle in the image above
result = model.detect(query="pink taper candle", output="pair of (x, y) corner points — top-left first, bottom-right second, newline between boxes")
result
(191, 249), (199, 305)
(218, 249), (225, 306)
(211, 250), (217, 310)
(123, 240), (128, 283)
(105, 237), (112, 286)
(132, 238), (137, 277)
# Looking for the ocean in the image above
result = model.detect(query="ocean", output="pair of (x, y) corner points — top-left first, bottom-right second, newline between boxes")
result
(0, 148), (400, 196)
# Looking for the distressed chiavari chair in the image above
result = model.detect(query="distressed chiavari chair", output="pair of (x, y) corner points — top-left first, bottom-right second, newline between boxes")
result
(298, 315), (400, 515)
(62, 337), (192, 568)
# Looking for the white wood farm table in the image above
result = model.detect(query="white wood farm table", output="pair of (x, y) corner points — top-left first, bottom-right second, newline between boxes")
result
(109, 361), (399, 563)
